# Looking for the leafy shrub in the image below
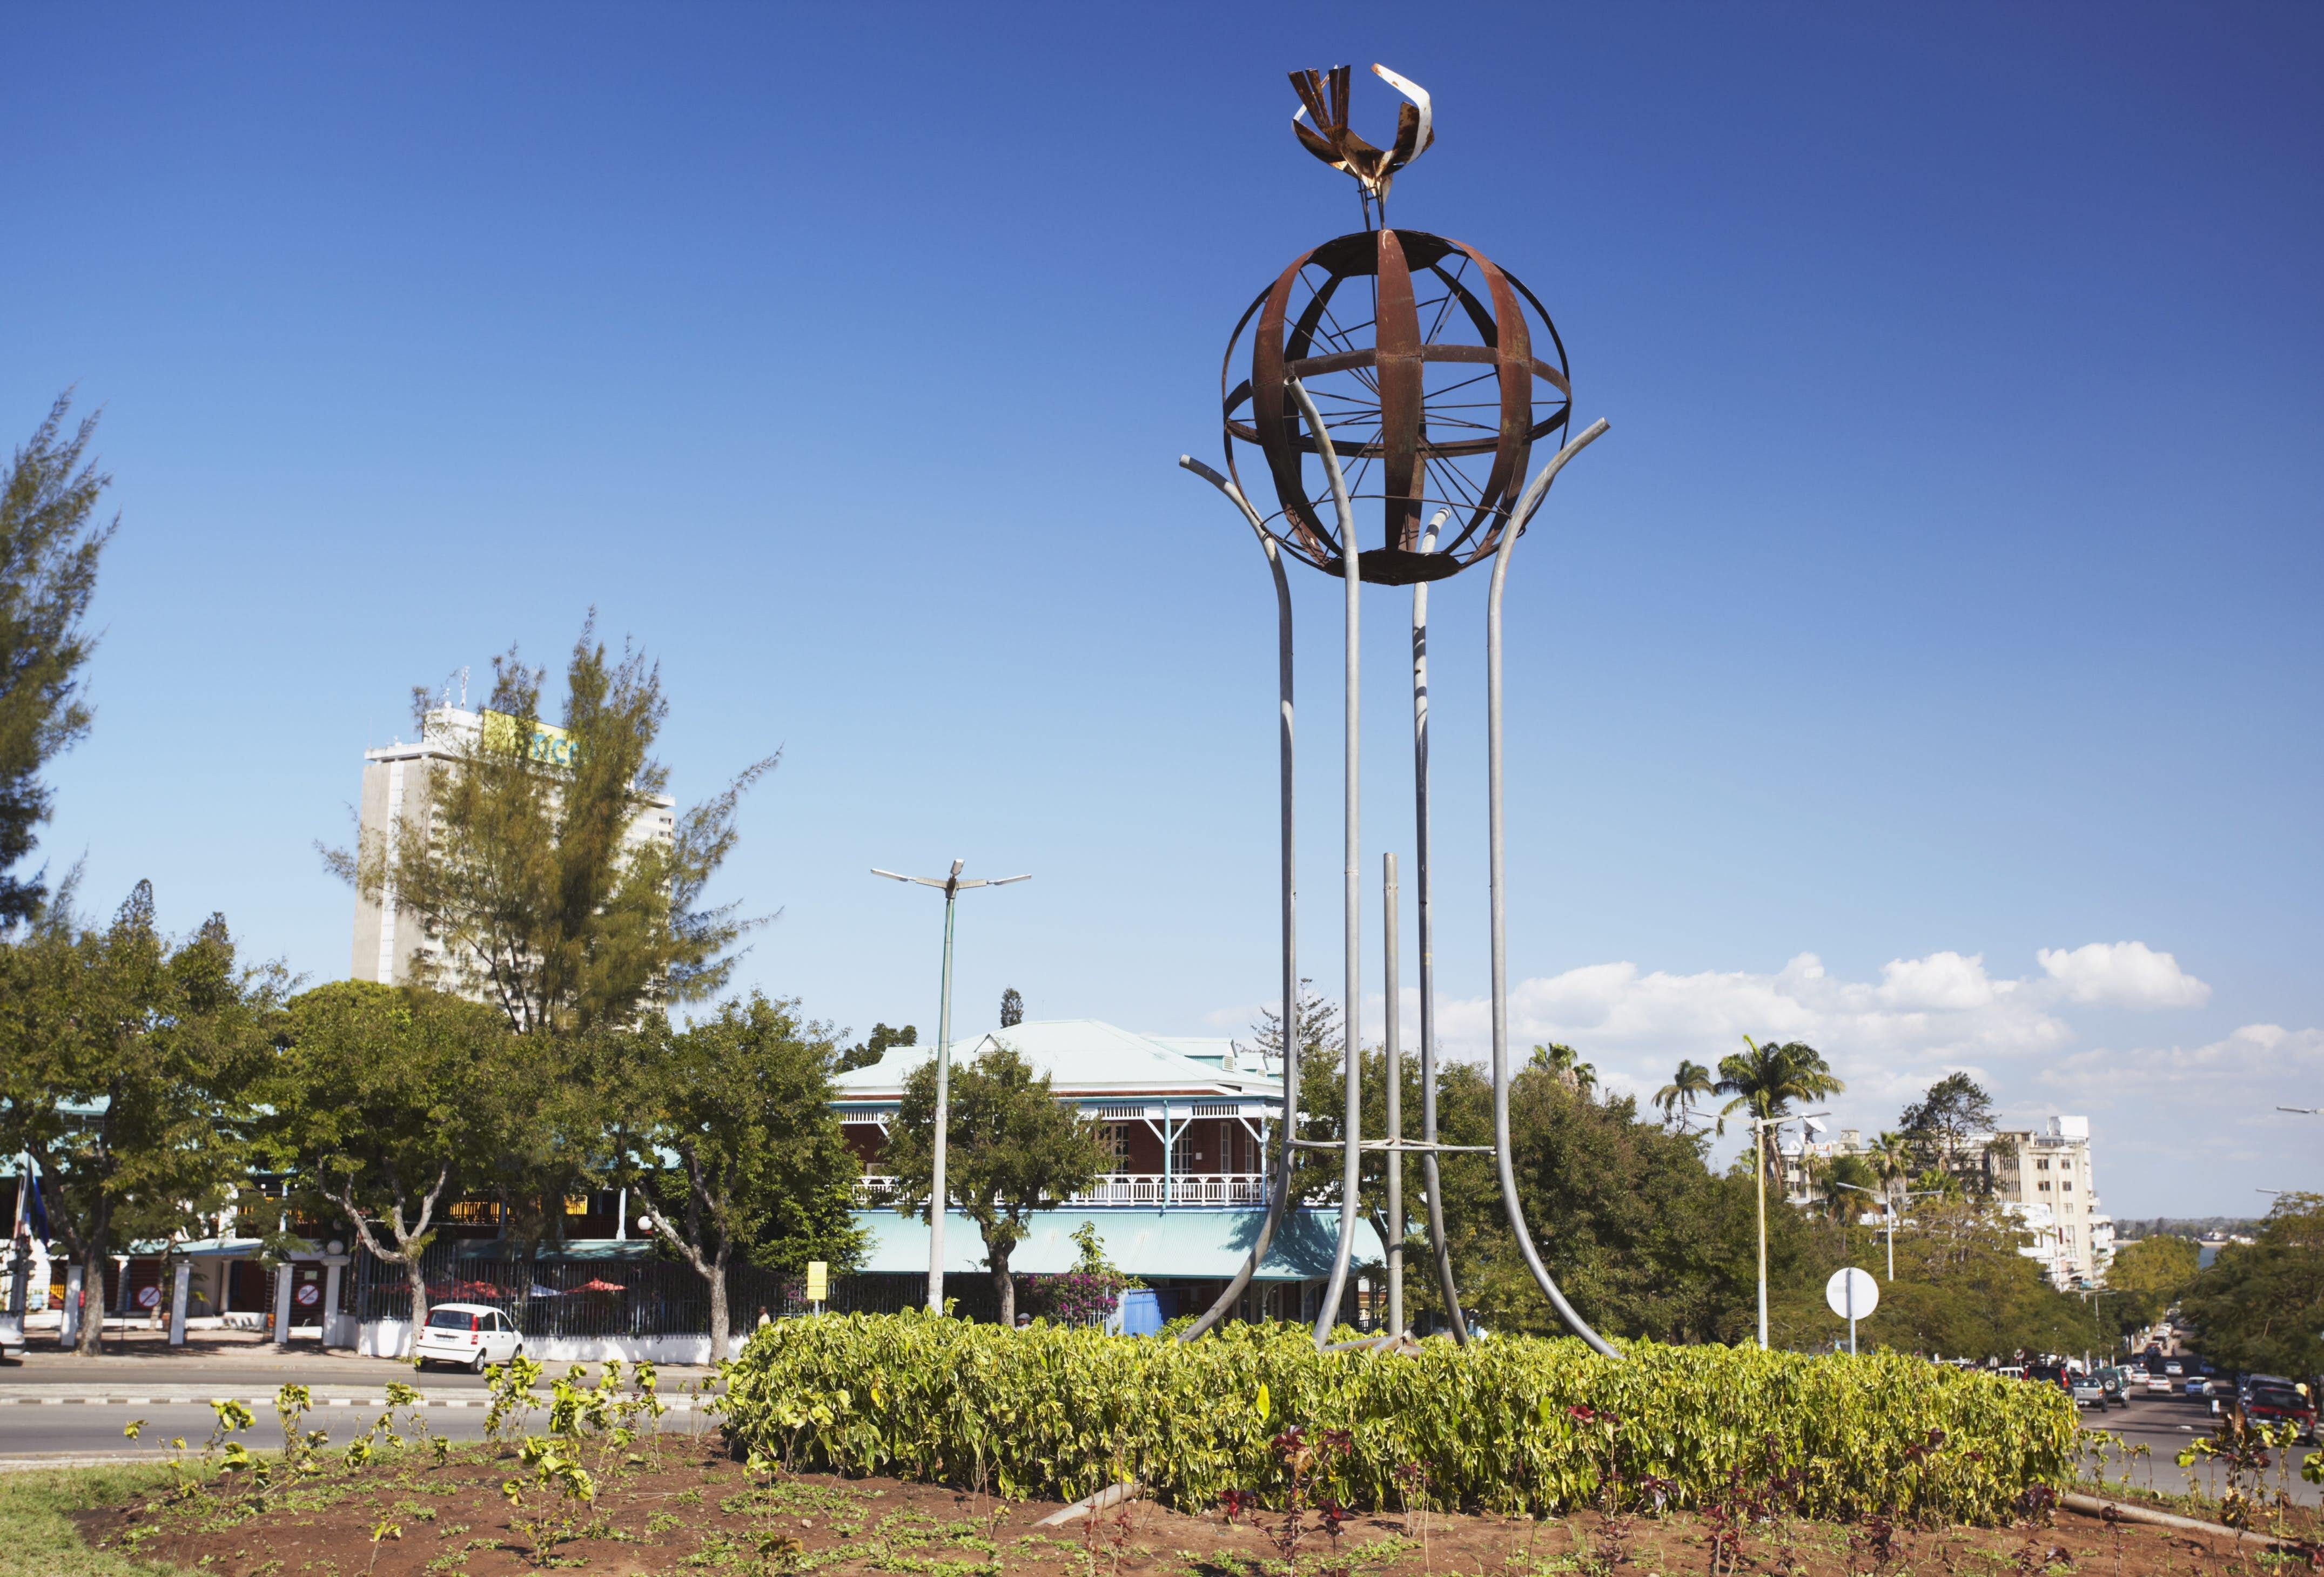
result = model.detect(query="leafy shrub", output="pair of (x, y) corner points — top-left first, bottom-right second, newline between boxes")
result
(718, 1312), (2078, 1524)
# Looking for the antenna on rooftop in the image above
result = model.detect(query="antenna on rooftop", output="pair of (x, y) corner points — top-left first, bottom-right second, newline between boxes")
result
(459, 666), (469, 709)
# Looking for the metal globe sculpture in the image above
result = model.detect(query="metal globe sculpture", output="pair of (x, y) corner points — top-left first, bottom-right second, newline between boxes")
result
(1177, 63), (1618, 1360)
(1220, 67), (1574, 585)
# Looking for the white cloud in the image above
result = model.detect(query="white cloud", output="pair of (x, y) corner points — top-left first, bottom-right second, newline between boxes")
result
(2039, 1023), (2324, 1101)
(2036, 941), (2211, 1008)
(1221, 939), (2315, 1210)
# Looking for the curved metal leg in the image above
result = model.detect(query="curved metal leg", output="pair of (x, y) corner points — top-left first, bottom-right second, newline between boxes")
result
(1285, 377), (1363, 1350)
(1174, 457), (1297, 1342)
(1412, 515), (1470, 1344)
(1485, 419), (1622, 1359)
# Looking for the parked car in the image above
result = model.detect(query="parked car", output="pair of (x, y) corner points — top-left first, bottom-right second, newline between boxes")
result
(413, 1302), (524, 1372)
(2241, 1378), (2318, 1443)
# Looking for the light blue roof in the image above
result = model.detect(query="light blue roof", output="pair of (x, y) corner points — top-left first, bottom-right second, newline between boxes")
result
(831, 1019), (1281, 1104)
(852, 1206), (1344, 1281)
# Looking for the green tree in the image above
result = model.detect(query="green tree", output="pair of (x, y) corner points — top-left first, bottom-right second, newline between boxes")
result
(613, 994), (864, 1360)
(262, 980), (515, 1335)
(1715, 1036), (1844, 1181)
(1455, 1064), (1783, 1344)
(328, 620), (774, 1035)
(999, 987), (1024, 1028)
(1654, 1059), (1718, 1131)
(885, 1040), (1107, 1326)
(2178, 1193), (2323, 1377)
(837, 1020), (915, 1074)
(0, 394), (116, 925)
(2105, 1233), (2200, 1335)
(1865, 1131), (1915, 1202)
(0, 881), (279, 1354)
(1899, 1073), (1997, 1195)
(1836, 1198), (2108, 1360)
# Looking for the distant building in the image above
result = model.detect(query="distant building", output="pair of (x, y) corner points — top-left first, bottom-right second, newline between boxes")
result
(349, 705), (674, 989)
(1986, 1116), (2113, 1289)
(1776, 1115), (2113, 1291)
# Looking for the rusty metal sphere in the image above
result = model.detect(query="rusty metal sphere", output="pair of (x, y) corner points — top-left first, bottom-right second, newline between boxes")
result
(1221, 227), (1571, 585)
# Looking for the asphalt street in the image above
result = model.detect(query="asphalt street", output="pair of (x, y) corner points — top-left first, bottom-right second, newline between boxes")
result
(0, 1342), (725, 1467)
(2079, 1392), (2321, 1507)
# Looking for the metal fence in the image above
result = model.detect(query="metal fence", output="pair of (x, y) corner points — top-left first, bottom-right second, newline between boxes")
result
(351, 1244), (1000, 1336)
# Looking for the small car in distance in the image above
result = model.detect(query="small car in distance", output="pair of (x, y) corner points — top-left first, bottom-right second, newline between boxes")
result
(414, 1302), (523, 1372)
(2146, 1370), (2177, 1394)
(2071, 1372), (2110, 1407)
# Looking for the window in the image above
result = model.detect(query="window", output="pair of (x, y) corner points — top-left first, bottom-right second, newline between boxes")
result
(1099, 1124), (1129, 1174)
(427, 1309), (478, 1331)
(2036, 1158), (2050, 1170)
(2038, 1181), (2051, 1191)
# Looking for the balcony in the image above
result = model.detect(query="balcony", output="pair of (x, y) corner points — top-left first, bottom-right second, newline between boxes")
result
(855, 1172), (1267, 1209)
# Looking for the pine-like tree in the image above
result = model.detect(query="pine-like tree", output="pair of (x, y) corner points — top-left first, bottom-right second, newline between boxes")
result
(998, 986), (1023, 1028)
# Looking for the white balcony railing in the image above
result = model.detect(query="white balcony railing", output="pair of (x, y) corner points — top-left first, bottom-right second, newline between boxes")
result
(854, 1172), (1265, 1208)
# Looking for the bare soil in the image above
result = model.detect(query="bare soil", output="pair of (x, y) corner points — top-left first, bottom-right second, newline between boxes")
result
(72, 1439), (2324, 1577)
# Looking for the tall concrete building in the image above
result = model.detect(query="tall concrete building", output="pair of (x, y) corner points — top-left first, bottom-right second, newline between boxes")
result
(350, 706), (675, 989)
(1987, 1115), (2114, 1290)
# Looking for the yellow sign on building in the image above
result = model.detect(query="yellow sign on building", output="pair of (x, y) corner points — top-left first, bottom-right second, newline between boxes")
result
(480, 709), (580, 768)
(804, 1261), (828, 1302)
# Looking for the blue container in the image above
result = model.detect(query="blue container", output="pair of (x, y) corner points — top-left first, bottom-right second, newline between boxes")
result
(1117, 1289), (1163, 1337)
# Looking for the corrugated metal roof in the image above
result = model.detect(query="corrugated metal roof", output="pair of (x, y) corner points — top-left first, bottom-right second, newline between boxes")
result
(830, 1019), (1282, 1103)
(851, 1206), (1342, 1281)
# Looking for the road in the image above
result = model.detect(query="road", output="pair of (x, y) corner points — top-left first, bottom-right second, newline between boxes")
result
(2080, 1391), (2321, 1507)
(0, 1343), (725, 1468)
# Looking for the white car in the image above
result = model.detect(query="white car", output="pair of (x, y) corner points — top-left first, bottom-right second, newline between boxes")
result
(414, 1302), (524, 1372)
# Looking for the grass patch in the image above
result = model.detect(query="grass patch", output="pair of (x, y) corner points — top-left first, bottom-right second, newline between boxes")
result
(0, 1463), (178, 1577)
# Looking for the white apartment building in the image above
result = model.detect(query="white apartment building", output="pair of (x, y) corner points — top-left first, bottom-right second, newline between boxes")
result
(1987, 1115), (2114, 1290)
(350, 706), (675, 989)
(1775, 1114), (2113, 1291)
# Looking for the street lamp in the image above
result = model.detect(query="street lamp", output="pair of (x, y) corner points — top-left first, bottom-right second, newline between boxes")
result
(871, 859), (1030, 1313)
(1832, 1181), (1941, 1282)
(1745, 1110), (1828, 1350)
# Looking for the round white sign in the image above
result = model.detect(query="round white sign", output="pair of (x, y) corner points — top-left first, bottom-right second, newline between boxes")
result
(1825, 1266), (1879, 1321)
(136, 1285), (161, 1309)
(294, 1283), (321, 1306)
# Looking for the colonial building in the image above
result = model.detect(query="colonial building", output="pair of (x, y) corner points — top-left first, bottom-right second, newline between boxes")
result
(831, 1019), (1343, 1322)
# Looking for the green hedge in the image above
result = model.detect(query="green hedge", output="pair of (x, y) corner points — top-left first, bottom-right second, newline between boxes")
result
(717, 1312), (2079, 1524)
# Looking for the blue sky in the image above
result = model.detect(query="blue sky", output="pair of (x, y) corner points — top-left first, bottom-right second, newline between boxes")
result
(4, 3), (2317, 1215)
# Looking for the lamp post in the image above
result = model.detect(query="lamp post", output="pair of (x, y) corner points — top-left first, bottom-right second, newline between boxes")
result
(1833, 1182), (1940, 1282)
(1747, 1109), (1829, 1349)
(871, 859), (1030, 1313)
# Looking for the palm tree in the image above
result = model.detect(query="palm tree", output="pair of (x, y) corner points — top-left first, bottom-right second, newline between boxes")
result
(1529, 1042), (1596, 1098)
(1867, 1130), (1913, 1205)
(1718, 1034), (1846, 1351)
(1716, 1035), (1845, 1168)
(1654, 1059), (1718, 1132)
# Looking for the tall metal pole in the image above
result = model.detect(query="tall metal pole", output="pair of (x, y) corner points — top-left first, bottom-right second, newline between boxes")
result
(1412, 515), (1469, 1343)
(1756, 1118), (1769, 1349)
(869, 861), (1030, 1318)
(1287, 377), (1363, 1349)
(929, 886), (958, 1313)
(1173, 458), (1297, 1342)
(1382, 852), (1402, 1336)
(1485, 419), (1620, 1360)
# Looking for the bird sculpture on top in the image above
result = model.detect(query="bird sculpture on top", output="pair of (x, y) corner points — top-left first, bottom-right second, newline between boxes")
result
(1289, 63), (1434, 227)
